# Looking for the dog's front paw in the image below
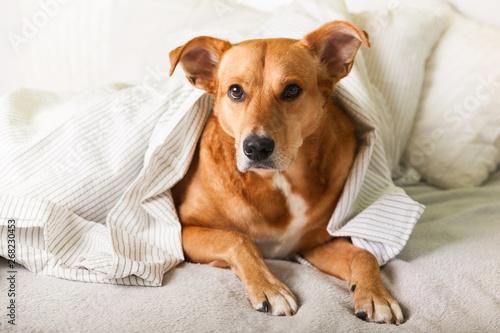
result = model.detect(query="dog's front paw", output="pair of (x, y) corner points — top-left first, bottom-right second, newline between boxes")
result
(350, 283), (404, 325)
(246, 275), (298, 316)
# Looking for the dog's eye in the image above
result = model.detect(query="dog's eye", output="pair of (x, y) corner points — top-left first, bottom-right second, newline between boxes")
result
(228, 84), (245, 101)
(282, 84), (302, 100)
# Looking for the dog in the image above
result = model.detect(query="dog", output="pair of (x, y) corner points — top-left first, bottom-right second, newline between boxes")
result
(169, 20), (404, 325)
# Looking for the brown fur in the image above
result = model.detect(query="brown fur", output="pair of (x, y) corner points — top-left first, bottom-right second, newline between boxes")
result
(169, 21), (403, 324)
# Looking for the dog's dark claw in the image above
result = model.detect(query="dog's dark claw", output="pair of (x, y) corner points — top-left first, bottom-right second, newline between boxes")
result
(355, 311), (367, 321)
(350, 284), (356, 292)
(257, 301), (269, 313)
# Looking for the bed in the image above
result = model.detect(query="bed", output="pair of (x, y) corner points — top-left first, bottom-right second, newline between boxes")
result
(1, 168), (499, 332)
(1, 0), (499, 332)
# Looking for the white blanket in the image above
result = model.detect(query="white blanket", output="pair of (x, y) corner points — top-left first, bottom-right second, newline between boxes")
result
(0, 0), (424, 286)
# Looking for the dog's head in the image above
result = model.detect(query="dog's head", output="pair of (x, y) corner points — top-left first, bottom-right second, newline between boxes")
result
(169, 21), (369, 173)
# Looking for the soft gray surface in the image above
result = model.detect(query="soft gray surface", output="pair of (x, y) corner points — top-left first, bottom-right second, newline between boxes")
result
(1, 170), (500, 332)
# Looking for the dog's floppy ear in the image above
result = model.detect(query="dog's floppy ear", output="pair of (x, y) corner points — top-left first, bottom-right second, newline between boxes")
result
(300, 21), (370, 83)
(169, 36), (231, 93)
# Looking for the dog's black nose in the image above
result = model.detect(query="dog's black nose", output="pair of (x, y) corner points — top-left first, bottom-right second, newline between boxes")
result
(243, 135), (275, 161)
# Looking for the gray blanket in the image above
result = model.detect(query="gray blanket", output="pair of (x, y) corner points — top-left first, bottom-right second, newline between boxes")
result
(2, 169), (499, 332)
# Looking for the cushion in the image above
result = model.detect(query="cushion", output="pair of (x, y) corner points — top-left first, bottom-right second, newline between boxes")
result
(352, 2), (446, 182)
(446, 0), (500, 29)
(404, 5), (500, 188)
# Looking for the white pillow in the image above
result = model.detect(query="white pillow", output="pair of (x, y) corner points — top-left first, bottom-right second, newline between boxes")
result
(346, 0), (500, 28)
(446, 0), (500, 29)
(404, 6), (500, 188)
(352, 3), (446, 182)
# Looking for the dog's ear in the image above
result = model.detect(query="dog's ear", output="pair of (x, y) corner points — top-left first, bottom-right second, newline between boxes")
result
(300, 21), (370, 83)
(169, 36), (231, 93)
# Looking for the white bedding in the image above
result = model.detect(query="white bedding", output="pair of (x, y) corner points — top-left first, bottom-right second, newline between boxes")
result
(1, 0), (500, 332)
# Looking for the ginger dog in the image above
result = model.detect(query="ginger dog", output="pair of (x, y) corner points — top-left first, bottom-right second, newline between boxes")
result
(169, 20), (404, 324)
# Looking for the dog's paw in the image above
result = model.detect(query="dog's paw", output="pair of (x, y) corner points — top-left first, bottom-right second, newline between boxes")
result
(350, 284), (404, 325)
(247, 277), (298, 316)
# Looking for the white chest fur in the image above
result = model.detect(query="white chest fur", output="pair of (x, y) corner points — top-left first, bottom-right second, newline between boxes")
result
(255, 173), (309, 258)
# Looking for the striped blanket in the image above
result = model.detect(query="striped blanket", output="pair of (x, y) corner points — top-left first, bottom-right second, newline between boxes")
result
(0, 0), (424, 286)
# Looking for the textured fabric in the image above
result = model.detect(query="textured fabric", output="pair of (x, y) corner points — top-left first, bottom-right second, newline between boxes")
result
(1, 169), (499, 332)
(352, 3), (446, 181)
(405, 4), (500, 188)
(0, 82), (207, 285)
(0, 0), (424, 285)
